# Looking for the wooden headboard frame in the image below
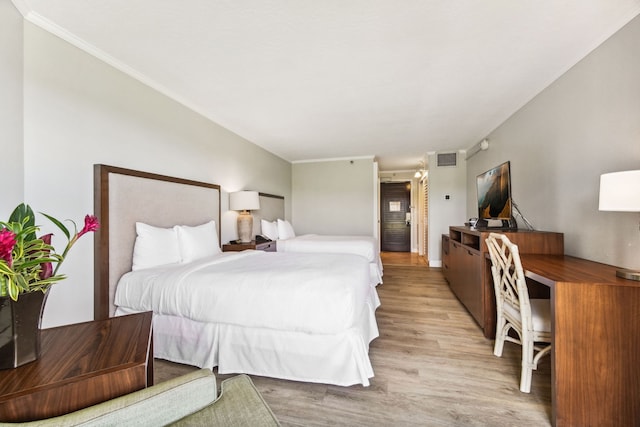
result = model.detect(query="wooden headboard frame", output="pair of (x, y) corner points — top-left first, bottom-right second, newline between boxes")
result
(253, 193), (285, 236)
(93, 165), (221, 320)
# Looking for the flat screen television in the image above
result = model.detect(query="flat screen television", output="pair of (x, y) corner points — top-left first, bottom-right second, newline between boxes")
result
(476, 161), (514, 227)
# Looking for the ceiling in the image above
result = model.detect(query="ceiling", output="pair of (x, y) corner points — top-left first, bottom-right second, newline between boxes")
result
(14, 1), (640, 171)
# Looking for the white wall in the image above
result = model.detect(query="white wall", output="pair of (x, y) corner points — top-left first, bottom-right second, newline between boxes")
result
(466, 14), (640, 269)
(292, 158), (375, 235)
(21, 22), (291, 327)
(427, 152), (467, 266)
(0, 0), (24, 219)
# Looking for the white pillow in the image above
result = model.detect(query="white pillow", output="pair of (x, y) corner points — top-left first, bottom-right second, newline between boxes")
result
(176, 220), (221, 263)
(260, 219), (279, 240)
(277, 219), (296, 240)
(132, 222), (181, 271)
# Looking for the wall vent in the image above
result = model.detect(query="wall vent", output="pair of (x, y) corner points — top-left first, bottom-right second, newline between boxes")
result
(437, 152), (457, 167)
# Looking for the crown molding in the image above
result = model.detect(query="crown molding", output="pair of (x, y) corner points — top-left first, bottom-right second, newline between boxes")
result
(291, 155), (375, 164)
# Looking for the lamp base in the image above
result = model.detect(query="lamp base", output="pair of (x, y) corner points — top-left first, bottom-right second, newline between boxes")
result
(237, 212), (253, 243)
(616, 268), (640, 281)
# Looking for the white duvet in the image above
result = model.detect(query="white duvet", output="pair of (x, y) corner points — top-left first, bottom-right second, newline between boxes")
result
(276, 234), (378, 261)
(276, 234), (383, 284)
(115, 250), (378, 335)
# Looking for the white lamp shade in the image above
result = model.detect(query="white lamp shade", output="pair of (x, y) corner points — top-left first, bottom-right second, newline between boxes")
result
(229, 191), (260, 211)
(599, 170), (640, 212)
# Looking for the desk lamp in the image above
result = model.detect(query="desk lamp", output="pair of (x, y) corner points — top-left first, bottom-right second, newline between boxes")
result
(229, 191), (260, 243)
(599, 170), (640, 281)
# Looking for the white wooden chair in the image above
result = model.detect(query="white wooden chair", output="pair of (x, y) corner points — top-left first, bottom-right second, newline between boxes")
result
(486, 233), (552, 393)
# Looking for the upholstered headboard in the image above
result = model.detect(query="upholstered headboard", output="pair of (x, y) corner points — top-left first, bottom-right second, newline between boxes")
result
(93, 165), (221, 319)
(252, 193), (285, 236)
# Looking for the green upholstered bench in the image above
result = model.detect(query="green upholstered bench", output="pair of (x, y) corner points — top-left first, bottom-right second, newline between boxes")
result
(0, 369), (280, 427)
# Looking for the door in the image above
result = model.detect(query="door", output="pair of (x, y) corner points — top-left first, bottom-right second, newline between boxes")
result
(380, 182), (411, 251)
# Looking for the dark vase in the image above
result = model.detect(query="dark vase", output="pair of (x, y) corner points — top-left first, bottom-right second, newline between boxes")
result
(0, 291), (48, 369)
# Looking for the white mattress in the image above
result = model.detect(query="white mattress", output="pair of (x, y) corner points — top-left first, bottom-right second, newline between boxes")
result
(115, 250), (380, 386)
(276, 234), (383, 283)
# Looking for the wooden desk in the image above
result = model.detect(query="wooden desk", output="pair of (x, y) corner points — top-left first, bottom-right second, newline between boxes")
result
(520, 255), (640, 427)
(0, 312), (153, 422)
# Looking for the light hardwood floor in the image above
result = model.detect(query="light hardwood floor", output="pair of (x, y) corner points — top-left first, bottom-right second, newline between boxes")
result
(154, 253), (552, 426)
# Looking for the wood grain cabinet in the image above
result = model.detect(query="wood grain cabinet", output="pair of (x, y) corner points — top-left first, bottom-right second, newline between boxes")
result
(441, 234), (451, 282)
(450, 239), (483, 325)
(444, 226), (564, 338)
(0, 312), (153, 422)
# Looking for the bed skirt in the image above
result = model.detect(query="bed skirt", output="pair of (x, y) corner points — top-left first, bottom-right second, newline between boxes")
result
(117, 303), (379, 387)
(371, 258), (384, 284)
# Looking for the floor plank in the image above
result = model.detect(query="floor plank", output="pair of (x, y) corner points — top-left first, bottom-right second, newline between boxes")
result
(154, 254), (551, 426)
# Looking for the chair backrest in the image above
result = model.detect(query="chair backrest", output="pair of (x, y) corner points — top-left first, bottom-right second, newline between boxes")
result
(486, 233), (532, 326)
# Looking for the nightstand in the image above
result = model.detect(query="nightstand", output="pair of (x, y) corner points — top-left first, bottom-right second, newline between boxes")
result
(222, 240), (276, 252)
(0, 312), (153, 422)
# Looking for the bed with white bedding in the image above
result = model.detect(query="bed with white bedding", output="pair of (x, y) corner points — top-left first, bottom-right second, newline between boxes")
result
(258, 210), (383, 284)
(277, 233), (383, 284)
(115, 250), (379, 385)
(94, 165), (380, 386)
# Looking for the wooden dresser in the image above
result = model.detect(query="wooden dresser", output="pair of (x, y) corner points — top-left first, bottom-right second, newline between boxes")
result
(442, 226), (564, 338)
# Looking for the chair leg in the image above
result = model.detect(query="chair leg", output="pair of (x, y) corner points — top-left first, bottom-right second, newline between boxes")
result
(520, 336), (534, 393)
(493, 314), (506, 357)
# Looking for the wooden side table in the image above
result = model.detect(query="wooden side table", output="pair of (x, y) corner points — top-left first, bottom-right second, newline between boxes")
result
(222, 240), (276, 252)
(0, 311), (153, 422)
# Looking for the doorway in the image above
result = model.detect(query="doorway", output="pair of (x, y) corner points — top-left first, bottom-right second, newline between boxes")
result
(380, 182), (411, 252)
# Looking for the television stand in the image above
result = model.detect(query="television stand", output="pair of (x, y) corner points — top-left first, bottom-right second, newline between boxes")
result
(442, 226), (564, 338)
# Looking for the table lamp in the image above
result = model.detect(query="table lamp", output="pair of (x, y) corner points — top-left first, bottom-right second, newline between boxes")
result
(598, 170), (640, 281)
(229, 191), (260, 243)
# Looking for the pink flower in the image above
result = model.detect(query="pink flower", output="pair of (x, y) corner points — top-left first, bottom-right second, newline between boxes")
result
(1, 204), (101, 300)
(51, 214), (99, 277)
(39, 233), (53, 280)
(77, 215), (100, 238)
(0, 228), (17, 267)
